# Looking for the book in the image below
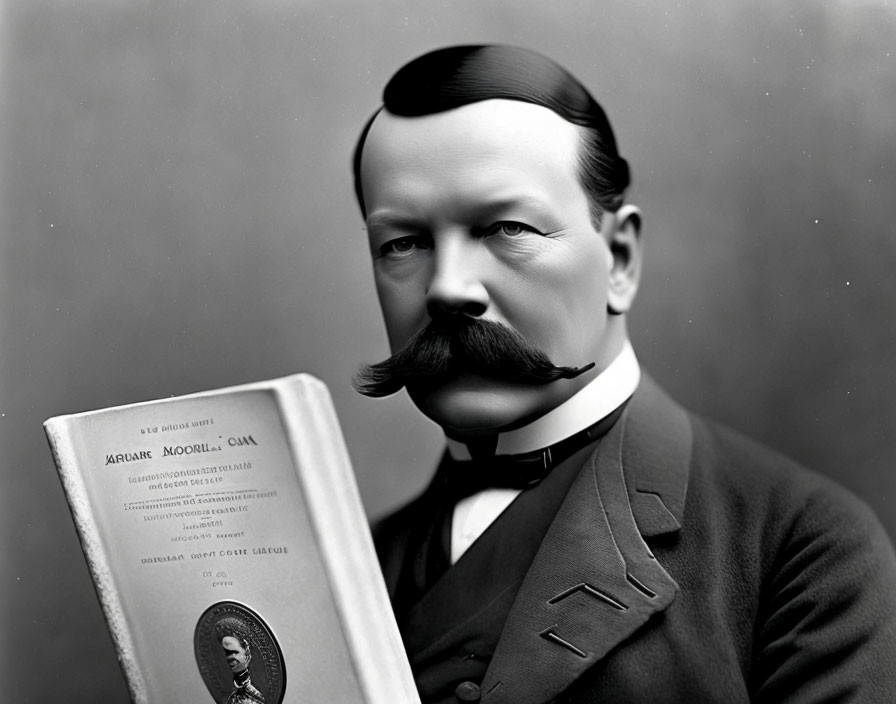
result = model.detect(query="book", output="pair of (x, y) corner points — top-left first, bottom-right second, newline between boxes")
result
(44, 374), (419, 704)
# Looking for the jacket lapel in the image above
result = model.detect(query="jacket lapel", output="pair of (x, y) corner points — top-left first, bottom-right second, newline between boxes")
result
(480, 376), (691, 704)
(622, 375), (691, 537)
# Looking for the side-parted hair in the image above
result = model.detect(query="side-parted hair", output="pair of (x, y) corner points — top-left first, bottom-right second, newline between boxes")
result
(352, 44), (630, 222)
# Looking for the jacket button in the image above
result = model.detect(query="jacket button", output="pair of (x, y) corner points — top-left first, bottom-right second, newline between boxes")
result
(455, 681), (481, 701)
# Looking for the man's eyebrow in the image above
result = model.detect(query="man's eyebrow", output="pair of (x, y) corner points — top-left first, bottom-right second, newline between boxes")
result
(365, 211), (422, 230)
(366, 195), (557, 229)
(467, 195), (556, 221)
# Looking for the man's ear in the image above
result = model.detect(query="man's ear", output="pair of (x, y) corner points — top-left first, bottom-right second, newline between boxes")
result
(605, 204), (642, 315)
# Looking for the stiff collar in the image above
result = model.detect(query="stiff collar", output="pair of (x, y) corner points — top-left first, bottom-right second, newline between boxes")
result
(446, 341), (640, 460)
(374, 372), (692, 605)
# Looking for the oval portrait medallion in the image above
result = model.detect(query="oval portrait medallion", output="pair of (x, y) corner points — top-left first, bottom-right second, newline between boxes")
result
(194, 600), (286, 704)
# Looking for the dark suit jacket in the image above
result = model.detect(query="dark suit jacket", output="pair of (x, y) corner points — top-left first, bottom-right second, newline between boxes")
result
(375, 377), (896, 703)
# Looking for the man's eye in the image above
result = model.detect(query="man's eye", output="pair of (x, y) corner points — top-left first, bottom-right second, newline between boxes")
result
(484, 221), (540, 238)
(380, 236), (428, 257)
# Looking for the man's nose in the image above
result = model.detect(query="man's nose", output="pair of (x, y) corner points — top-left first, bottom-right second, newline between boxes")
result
(425, 235), (489, 319)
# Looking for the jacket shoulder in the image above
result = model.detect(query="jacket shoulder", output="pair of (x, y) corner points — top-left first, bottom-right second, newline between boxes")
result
(661, 409), (896, 700)
(687, 412), (879, 531)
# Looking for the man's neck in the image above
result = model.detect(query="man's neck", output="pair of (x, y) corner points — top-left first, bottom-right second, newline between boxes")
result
(446, 340), (640, 459)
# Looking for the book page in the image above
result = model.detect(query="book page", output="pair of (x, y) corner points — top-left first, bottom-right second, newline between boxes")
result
(65, 388), (364, 703)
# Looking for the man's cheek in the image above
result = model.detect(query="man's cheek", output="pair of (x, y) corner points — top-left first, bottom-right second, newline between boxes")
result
(380, 305), (421, 350)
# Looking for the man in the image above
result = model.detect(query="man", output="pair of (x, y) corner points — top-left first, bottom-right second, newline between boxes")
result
(352, 45), (896, 703)
(215, 617), (265, 704)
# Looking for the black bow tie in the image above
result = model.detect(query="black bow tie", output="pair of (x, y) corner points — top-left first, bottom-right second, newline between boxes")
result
(439, 400), (629, 501)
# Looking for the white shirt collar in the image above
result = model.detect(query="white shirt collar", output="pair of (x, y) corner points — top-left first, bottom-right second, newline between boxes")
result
(446, 341), (640, 460)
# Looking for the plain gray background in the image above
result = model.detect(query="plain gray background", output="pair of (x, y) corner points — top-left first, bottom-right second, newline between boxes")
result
(2, 1), (895, 700)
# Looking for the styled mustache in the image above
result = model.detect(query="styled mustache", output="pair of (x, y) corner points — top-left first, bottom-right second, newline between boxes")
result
(353, 317), (595, 398)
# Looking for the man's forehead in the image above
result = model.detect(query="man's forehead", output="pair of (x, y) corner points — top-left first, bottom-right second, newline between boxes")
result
(363, 99), (580, 161)
(359, 99), (583, 213)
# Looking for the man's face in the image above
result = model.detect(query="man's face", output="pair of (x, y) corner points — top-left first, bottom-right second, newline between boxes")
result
(360, 99), (626, 437)
(221, 636), (249, 674)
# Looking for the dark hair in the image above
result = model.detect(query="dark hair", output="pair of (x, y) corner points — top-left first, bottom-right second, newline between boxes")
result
(352, 44), (630, 221)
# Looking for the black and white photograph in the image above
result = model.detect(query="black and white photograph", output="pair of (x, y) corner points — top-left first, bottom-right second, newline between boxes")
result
(3, 1), (896, 702)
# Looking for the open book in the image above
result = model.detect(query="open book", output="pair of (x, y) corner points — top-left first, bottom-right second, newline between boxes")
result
(44, 374), (419, 704)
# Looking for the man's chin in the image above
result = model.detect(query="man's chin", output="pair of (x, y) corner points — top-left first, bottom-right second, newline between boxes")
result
(406, 373), (565, 438)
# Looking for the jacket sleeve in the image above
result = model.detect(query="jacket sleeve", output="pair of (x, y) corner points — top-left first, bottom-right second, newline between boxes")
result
(751, 486), (896, 703)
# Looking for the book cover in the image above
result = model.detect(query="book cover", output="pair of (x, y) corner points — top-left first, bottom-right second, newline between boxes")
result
(44, 374), (418, 704)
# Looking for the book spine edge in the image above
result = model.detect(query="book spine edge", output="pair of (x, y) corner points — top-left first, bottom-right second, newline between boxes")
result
(278, 378), (420, 704)
(44, 419), (148, 704)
